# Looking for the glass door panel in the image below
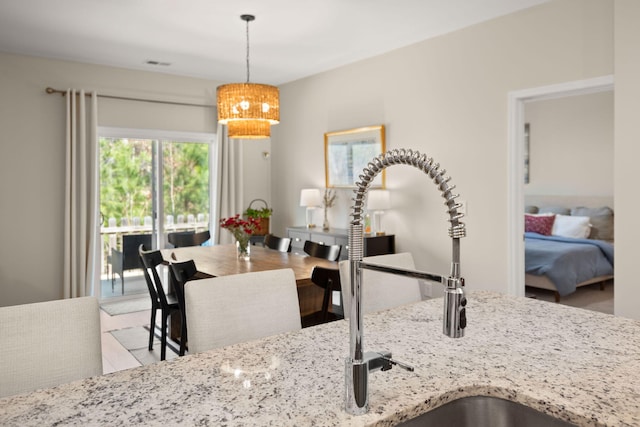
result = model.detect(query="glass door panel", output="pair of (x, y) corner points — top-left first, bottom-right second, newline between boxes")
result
(161, 141), (210, 245)
(99, 137), (154, 299)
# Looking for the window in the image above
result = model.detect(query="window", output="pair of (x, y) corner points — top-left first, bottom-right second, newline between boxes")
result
(97, 127), (216, 299)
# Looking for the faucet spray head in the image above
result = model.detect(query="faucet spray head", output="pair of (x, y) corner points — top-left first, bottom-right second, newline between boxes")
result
(443, 278), (466, 337)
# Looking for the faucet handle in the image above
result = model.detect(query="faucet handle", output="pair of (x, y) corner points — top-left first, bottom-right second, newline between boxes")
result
(379, 354), (415, 372)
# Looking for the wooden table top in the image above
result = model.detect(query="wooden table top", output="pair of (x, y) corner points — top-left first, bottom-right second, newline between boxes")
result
(161, 244), (338, 287)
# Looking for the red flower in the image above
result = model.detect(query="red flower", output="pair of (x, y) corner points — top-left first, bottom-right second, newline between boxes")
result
(220, 214), (260, 238)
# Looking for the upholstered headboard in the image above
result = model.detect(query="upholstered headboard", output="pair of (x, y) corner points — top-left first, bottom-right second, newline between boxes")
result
(524, 195), (614, 242)
(525, 195), (613, 210)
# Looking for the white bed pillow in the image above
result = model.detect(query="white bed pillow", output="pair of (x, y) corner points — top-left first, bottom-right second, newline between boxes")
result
(551, 214), (591, 239)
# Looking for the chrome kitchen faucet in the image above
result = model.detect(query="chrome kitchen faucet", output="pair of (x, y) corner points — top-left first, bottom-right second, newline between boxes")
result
(345, 148), (467, 415)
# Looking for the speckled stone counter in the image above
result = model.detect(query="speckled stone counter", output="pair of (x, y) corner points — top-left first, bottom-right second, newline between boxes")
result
(1, 291), (639, 426)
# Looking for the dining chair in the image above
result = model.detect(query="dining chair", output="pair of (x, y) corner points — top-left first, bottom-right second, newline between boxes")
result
(301, 266), (342, 328)
(139, 244), (183, 361)
(168, 259), (210, 356)
(184, 269), (302, 353)
(167, 230), (211, 248)
(0, 296), (102, 398)
(263, 234), (292, 252)
(339, 252), (423, 319)
(303, 240), (342, 261)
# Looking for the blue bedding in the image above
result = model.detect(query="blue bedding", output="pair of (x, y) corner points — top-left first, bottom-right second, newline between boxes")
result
(524, 232), (614, 296)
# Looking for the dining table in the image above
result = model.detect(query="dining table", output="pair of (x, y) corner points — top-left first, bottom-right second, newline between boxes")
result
(161, 243), (339, 319)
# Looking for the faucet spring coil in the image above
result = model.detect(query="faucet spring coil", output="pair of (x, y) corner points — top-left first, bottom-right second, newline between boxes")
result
(350, 149), (466, 238)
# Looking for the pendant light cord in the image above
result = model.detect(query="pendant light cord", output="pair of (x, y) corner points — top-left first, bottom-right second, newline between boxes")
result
(243, 15), (253, 83)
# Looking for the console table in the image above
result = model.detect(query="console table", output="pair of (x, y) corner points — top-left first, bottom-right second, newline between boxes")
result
(286, 226), (395, 260)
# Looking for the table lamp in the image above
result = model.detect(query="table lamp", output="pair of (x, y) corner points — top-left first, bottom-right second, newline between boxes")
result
(300, 188), (322, 228)
(367, 189), (391, 235)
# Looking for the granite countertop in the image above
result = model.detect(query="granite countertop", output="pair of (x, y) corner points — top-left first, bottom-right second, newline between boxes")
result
(1, 291), (639, 426)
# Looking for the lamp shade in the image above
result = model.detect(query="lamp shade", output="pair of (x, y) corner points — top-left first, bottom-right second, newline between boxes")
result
(300, 189), (322, 207)
(217, 83), (279, 139)
(367, 190), (391, 211)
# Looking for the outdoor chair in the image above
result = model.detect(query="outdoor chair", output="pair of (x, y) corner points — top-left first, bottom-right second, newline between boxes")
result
(168, 230), (210, 248)
(110, 233), (152, 294)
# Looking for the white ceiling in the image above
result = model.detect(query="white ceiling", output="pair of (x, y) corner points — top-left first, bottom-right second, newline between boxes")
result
(0, 0), (549, 85)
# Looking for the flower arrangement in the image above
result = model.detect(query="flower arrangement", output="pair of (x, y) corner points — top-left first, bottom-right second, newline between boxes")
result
(220, 214), (260, 239)
(220, 214), (261, 259)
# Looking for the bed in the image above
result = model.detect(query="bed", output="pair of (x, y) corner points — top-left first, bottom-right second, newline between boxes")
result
(523, 200), (614, 302)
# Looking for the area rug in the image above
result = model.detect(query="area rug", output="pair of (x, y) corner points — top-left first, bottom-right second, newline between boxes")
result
(110, 325), (180, 365)
(101, 297), (152, 316)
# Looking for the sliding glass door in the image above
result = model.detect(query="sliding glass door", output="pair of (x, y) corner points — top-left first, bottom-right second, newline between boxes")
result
(97, 129), (215, 300)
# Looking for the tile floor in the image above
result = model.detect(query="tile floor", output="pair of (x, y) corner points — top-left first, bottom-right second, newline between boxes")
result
(100, 308), (152, 374)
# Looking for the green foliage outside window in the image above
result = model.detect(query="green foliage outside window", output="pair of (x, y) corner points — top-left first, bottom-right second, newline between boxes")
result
(100, 138), (209, 226)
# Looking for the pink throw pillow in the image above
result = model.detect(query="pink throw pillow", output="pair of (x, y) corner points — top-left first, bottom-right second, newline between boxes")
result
(525, 214), (555, 235)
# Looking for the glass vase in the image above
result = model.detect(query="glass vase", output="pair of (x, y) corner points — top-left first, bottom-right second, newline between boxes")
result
(322, 206), (330, 231)
(236, 237), (251, 261)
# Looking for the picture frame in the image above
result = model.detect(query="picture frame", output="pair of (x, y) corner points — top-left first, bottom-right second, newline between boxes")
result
(324, 125), (386, 188)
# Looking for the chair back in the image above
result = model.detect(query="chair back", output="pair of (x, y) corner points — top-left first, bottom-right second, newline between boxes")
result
(185, 269), (302, 353)
(339, 252), (423, 319)
(303, 240), (341, 261)
(122, 233), (152, 270)
(168, 230), (211, 248)
(312, 266), (342, 321)
(139, 244), (171, 307)
(169, 259), (198, 314)
(0, 297), (102, 398)
(264, 234), (292, 252)
(311, 266), (341, 292)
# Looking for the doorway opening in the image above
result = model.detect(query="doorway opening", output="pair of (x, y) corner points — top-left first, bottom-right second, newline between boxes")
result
(506, 75), (614, 297)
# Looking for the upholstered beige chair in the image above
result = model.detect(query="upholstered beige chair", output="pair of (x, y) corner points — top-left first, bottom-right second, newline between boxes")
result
(185, 269), (302, 353)
(339, 252), (424, 319)
(0, 296), (102, 398)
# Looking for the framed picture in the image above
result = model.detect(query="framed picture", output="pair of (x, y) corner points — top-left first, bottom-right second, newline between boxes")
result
(324, 125), (386, 188)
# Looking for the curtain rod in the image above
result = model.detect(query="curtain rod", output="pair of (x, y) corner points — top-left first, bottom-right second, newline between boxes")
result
(45, 87), (214, 109)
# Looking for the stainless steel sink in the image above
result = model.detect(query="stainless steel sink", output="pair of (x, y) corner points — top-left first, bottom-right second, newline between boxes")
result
(395, 396), (577, 427)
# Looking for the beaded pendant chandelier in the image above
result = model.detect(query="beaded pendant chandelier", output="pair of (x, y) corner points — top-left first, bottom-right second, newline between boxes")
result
(217, 14), (279, 139)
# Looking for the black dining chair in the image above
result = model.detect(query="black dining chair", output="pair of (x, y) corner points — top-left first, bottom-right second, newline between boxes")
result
(303, 240), (342, 262)
(301, 266), (343, 328)
(263, 234), (292, 253)
(168, 230), (211, 248)
(139, 244), (183, 361)
(168, 259), (201, 356)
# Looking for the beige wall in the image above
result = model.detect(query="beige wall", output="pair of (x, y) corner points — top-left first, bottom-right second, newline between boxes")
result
(272, 0), (617, 298)
(524, 91), (614, 198)
(613, 0), (640, 319)
(0, 53), (264, 306)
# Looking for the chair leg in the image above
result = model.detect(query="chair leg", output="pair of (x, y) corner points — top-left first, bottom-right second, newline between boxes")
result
(321, 287), (332, 322)
(179, 313), (187, 356)
(148, 308), (156, 351)
(161, 310), (168, 361)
